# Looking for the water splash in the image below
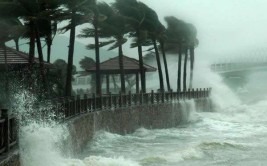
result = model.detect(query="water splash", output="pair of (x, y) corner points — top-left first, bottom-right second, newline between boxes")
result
(180, 100), (200, 124)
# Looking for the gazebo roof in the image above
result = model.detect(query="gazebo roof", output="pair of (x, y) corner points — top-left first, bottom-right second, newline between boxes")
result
(86, 55), (157, 74)
(0, 46), (52, 67)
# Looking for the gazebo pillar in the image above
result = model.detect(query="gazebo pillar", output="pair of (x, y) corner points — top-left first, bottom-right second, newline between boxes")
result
(106, 74), (110, 94)
(136, 72), (139, 93)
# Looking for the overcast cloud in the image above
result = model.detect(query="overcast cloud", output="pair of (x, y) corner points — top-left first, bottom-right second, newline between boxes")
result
(76, 0), (267, 62)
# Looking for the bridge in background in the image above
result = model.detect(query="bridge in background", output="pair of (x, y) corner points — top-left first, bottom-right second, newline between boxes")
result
(211, 56), (267, 78)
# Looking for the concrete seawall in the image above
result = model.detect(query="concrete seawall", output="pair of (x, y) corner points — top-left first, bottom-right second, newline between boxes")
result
(65, 98), (211, 156)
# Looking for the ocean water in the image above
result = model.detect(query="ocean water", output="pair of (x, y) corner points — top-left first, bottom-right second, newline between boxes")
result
(16, 66), (267, 166)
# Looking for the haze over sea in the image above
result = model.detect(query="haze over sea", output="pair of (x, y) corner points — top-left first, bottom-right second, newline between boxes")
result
(10, 0), (267, 165)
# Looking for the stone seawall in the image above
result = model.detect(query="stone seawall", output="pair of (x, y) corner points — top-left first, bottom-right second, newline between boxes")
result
(65, 98), (211, 155)
(0, 98), (211, 165)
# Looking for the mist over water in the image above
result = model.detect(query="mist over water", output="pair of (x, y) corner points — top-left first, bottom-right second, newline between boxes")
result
(15, 56), (267, 166)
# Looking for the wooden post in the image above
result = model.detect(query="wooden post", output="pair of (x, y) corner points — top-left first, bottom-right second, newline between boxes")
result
(2, 109), (10, 153)
(192, 89), (195, 98)
(136, 73), (139, 93)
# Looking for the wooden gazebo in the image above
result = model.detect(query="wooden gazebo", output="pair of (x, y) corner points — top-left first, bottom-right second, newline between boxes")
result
(0, 46), (51, 70)
(0, 46), (53, 106)
(86, 55), (157, 93)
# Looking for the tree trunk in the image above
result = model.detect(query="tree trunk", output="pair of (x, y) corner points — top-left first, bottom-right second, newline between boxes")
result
(3, 44), (9, 103)
(28, 20), (35, 90)
(94, 14), (101, 96)
(153, 38), (164, 92)
(183, 47), (188, 91)
(14, 38), (19, 51)
(47, 38), (52, 63)
(137, 45), (146, 93)
(160, 40), (171, 91)
(65, 10), (76, 96)
(189, 46), (195, 89)
(118, 44), (126, 93)
(177, 45), (182, 92)
(137, 30), (146, 93)
(35, 25), (47, 94)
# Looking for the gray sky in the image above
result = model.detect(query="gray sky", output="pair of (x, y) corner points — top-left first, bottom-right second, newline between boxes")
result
(76, 0), (267, 62)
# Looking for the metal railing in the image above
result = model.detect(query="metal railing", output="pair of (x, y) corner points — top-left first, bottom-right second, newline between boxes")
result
(0, 109), (17, 155)
(48, 88), (211, 120)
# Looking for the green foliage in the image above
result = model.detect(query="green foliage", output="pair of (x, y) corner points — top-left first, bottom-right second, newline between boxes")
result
(48, 59), (76, 96)
(79, 56), (95, 70)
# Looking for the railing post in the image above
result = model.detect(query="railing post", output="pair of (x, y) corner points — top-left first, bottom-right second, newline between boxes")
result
(119, 92), (123, 107)
(161, 91), (165, 103)
(72, 96), (76, 116)
(84, 94), (88, 112)
(140, 91), (143, 105)
(170, 89), (173, 101)
(128, 91), (132, 107)
(151, 90), (154, 104)
(109, 92), (112, 109)
(67, 97), (71, 117)
(123, 93), (127, 107)
(209, 88), (212, 97)
(2, 109), (10, 153)
(92, 93), (96, 111)
(192, 88), (195, 98)
(76, 95), (81, 115)
(195, 88), (199, 98)
(187, 89), (190, 99)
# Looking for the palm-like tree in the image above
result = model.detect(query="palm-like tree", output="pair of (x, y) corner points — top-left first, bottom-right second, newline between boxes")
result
(114, 0), (149, 93)
(164, 16), (187, 91)
(186, 24), (198, 89)
(142, 5), (165, 92)
(78, 1), (114, 96)
(182, 23), (198, 91)
(15, 0), (62, 94)
(79, 2), (130, 94)
(61, 0), (95, 96)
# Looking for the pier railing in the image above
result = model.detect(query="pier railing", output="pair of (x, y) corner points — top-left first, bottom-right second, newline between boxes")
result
(0, 109), (17, 155)
(48, 88), (211, 120)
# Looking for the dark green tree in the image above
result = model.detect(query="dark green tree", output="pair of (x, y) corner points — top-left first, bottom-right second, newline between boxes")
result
(61, 0), (96, 96)
(79, 56), (95, 70)
(114, 0), (149, 93)
(164, 16), (187, 91)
